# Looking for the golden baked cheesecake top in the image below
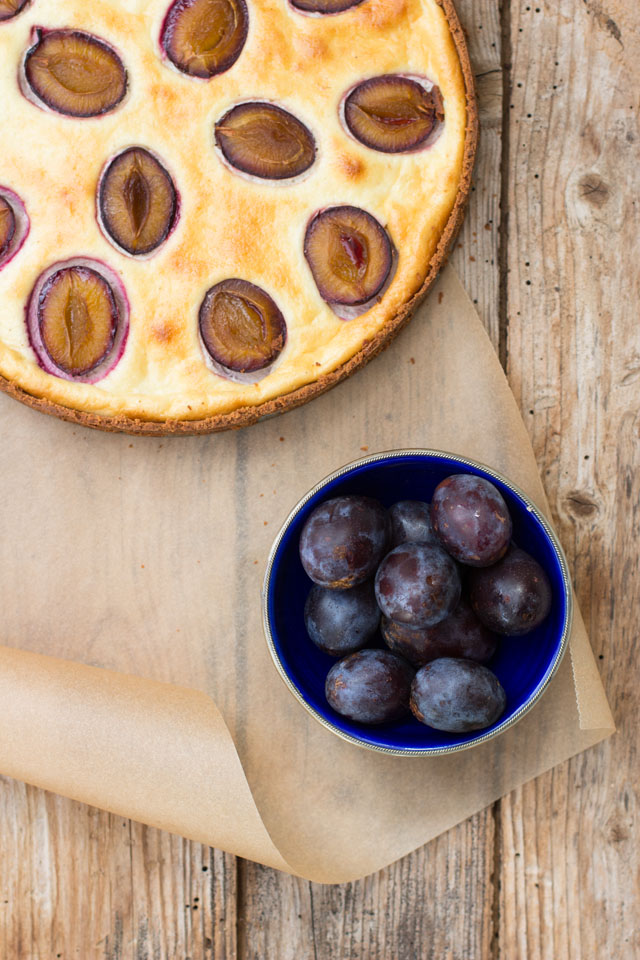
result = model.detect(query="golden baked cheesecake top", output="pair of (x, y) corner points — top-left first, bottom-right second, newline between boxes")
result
(0, 0), (469, 426)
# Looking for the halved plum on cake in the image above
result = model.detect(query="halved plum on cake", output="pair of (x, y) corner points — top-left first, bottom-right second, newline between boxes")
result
(343, 75), (444, 153)
(291, 0), (365, 13)
(304, 206), (393, 310)
(160, 0), (248, 78)
(215, 102), (316, 181)
(98, 147), (179, 257)
(0, 187), (29, 270)
(27, 259), (129, 383)
(0, 0), (30, 22)
(0, 199), (15, 264)
(21, 28), (128, 117)
(199, 279), (286, 381)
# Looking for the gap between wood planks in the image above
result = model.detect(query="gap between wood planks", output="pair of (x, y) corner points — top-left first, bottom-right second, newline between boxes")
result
(490, 0), (512, 953)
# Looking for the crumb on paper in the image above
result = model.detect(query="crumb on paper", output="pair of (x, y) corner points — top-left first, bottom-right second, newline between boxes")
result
(438, 292), (444, 304)
(361, 445), (369, 451)
(279, 437), (285, 442)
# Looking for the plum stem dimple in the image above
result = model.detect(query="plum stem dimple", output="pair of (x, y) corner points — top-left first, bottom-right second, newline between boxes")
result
(219, 292), (267, 343)
(219, 121), (307, 166)
(123, 161), (151, 242)
(187, 0), (237, 60)
(339, 232), (367, 272)
(35, 54), (115, 95)
(0, 200), (16, 259)
(352, 101), (430, 128)
(62, 282), (90, 368)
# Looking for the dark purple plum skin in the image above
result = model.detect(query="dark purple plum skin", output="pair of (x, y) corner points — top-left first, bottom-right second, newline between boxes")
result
(374, 542), (461, 628)
(410, 658), (506, 732)
(381, 599), (497, 667)
(292, 0), (365, 12)
(325, 649), (414, 725)
(388, 500), (437, 549)
(469, 545), (552, 636)
(304, 581), (380, 657)
(299, 496), (389, 589)
(431, 474), (512, 567)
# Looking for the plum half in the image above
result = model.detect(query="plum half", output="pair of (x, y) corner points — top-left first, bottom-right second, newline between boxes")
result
(0, 186), (30, 270)
(37, 267), (116, 376)
(199, 279), (286, 377)
(291, 0), (366, 13)
(344, 75), (444, 153)
(215, 102), (316, 181)
(98, 147), (178, 257)
(0, 0), (31, 22)
(27, 258), (129, 383)
(22, 28), (128, 118)
(0, 198), (15, 263)
(304, 206), (392, 307)
(160, 0), (248, 79)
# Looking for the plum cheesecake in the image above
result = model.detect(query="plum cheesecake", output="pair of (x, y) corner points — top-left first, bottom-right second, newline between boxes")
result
(0, 0), (475, 432)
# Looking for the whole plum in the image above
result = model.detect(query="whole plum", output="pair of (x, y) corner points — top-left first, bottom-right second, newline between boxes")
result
(388, 500), (437, 549)
(304, 581), (380, 657)
(375, 542), (461, 628)
(469, 545), (552, 635)
(381, 599), (497, 667)
(410, 658), (506, 732)
(299, 496), (389, 589)
(431, 474), (512, 566)
(325, 649), (414, 724)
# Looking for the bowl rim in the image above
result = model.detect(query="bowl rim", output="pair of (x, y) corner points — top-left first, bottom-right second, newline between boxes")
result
(262, 448), (574, 756)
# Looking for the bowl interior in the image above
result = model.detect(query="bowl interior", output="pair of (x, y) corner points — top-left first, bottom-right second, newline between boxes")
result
(265, 452), (570, 754)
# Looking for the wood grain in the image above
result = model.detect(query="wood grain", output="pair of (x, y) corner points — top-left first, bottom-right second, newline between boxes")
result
(0, 779), (237, 959)
(498, 0), (639, 957)
(0, 0), (638, 957)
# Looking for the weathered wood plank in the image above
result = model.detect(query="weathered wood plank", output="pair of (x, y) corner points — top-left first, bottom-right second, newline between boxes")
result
(499, 0), (639, 957)
(0, 780), (238, 960)
(308, 813), (496, 960)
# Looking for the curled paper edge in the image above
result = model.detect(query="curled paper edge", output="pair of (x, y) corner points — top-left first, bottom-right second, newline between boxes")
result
(0, 645), (295, 876)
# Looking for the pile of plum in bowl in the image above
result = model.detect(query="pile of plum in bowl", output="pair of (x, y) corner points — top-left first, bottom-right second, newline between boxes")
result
(263, 451), (572, 755)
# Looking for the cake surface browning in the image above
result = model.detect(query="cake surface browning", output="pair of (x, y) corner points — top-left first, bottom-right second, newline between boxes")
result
(0, 0), (475, 432)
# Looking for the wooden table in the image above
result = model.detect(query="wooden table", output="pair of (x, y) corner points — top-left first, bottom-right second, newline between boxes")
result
(1, 2), (637, 956)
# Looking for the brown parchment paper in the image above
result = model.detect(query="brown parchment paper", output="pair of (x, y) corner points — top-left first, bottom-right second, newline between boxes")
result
(0, 267), (614, 883)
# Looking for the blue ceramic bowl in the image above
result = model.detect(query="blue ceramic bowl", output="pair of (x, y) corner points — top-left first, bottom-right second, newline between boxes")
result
(262, 450), (572, 755)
